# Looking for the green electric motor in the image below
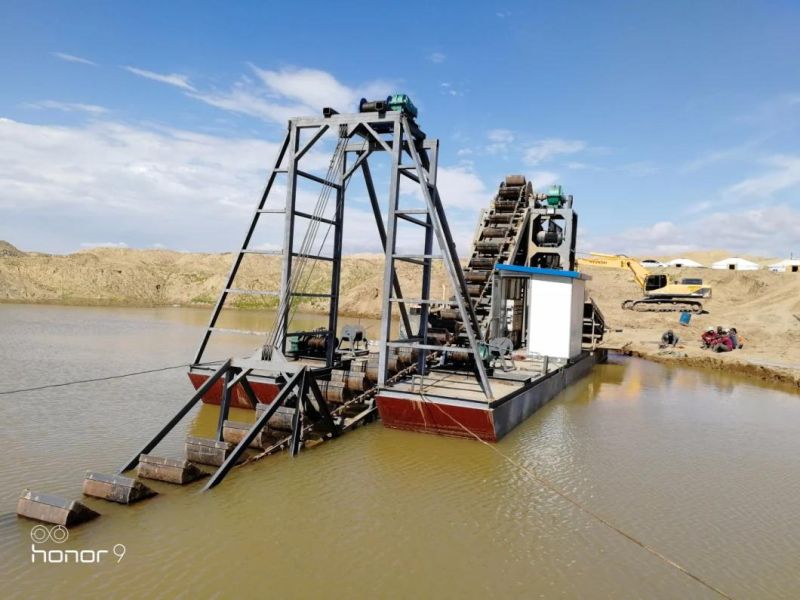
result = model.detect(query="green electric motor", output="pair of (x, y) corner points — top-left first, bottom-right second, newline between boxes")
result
(546, 185), (564, 207)
(387, 94), (418, 118)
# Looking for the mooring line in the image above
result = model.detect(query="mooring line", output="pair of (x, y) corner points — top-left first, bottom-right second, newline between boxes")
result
(418, 393), (734, 600)
(0, 360), (224, 396)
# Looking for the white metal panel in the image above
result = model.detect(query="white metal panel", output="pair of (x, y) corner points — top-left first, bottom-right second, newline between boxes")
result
(527, 276), (585, 360)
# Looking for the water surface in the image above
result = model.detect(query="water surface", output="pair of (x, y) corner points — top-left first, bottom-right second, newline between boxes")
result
(1, 304), (799, 599)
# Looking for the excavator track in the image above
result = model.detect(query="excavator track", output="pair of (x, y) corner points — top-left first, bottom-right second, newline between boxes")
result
(621, 298), (703, 313)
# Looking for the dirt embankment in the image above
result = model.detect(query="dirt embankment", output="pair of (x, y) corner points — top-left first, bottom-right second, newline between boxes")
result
(583, 261), (800, 388)
(0, 241), (447, 317)
(2, 241), (798, 387)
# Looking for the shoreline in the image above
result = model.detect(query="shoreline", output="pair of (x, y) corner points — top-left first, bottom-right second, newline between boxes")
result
(4, 297), (798, 391)
(613, 345), (800, 390)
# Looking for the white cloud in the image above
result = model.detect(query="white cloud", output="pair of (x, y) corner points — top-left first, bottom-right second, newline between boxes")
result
(428, 52), (446, 64)
(189, 66), (395, 123)
(439, 82), (462, 97)
(528, 171), (559, 189)
(124, 66), (196, 91)
(253, 66), (356, 110)
(188, 85), (305, 123)
(523, 138), (586, 165)
(565, 161), (601, 171)
(0, 116), (486, 255)
(0, 117), (286, 251)
(486, 128), (514, 154)
(52, 52), (96, 66)
(436, 166), (491, 211)
(26, 100), (108, 115)
(727, 155), (800, 198)
(586, 206), (800, 257)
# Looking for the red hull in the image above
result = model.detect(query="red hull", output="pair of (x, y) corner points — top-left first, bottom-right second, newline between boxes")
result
(188, 372), (279, 409)
(375, 395), (497, 442)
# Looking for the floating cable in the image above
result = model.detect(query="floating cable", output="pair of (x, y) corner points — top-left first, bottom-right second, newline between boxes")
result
(0, 360), (224, 396)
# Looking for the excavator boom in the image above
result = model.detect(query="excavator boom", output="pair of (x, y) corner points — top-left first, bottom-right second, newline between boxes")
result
(577, 252), (711, 313)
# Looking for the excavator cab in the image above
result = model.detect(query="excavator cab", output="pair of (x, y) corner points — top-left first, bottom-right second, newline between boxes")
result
(644, 274), (668, 292)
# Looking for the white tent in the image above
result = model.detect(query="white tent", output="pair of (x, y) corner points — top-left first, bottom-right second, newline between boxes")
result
(711, 257), (760, 271)
(665, 258), (703, 268)
(769, 259), (800, 273)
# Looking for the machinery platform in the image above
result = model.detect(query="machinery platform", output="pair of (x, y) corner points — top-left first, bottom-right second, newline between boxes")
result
(376, 350), (605, 442)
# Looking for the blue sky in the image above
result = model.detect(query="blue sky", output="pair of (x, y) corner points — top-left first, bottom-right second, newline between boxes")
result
(1, 0), (799, 257)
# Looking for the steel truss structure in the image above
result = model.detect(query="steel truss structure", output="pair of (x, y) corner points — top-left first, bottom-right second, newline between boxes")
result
(192, 110), (493, 399)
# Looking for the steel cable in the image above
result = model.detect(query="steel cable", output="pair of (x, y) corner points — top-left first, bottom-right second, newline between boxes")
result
(416, 391), (735, 600)
(266, 136), (347, 349)
(0, 360), (225, 396)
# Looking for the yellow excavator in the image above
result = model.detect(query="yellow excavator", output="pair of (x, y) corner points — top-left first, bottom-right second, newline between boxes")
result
(578, 253), (712, 312)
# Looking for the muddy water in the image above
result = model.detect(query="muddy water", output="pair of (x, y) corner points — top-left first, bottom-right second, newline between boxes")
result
(1, 303), (799, 599)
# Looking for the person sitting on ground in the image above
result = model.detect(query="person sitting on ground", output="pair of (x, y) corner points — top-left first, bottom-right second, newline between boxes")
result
(701, 327), (718, 348)
(712, 330), (734, 352)
(728, 327), (741, 349)
(660, 329), (679, 349)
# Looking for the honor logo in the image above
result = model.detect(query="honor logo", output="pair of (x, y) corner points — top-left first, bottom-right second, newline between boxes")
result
(30, 525), (126, 564)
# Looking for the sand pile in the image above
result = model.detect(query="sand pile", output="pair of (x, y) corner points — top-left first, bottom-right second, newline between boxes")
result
(583, 254), (800, 387)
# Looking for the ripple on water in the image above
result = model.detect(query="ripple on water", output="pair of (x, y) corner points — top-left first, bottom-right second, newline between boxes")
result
(2, 306), (800, 598)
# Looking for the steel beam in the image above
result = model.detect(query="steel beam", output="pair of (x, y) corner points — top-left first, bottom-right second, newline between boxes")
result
(238, 376), (259, 409)
(289, 372), (305, 456)
(297, 169), (341, 189)
(203, 368), (304, 490)
(403, 117), (493, 399)
(306, 376), (340, 438)
(278, 124), (299, 354)
(377, 120), (404, 387)
(361, 161), (413, 338)
(119, 359), (232, 473)
(295, 124), (329, 161)
(418, 138), (438, 374)
(216, 369), (233, 441)
(327, 136), (346, 366)
(192, 131), (289, 365)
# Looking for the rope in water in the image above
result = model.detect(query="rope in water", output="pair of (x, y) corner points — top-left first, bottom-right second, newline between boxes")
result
(0, 361), (224, 396)
(417, 391), (735, 600)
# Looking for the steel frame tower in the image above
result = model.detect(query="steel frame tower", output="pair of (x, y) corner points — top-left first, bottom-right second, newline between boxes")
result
(192, 109), (493, 399)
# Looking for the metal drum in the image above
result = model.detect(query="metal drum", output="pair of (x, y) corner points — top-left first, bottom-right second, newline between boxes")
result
(365, 356), (400, 383)
(481, 227), (509, 238)
(494, 198), (518, 209)
(331, 369), (368, 393)
(470, 258), (495, 269)
(255, 404), (295, 432)
(317, 380), (348, 405)
(392, 347), (419, 366)
(465, 270), (490, 283)
(487, 213), (513, 224)
(475, 241), (502, 253)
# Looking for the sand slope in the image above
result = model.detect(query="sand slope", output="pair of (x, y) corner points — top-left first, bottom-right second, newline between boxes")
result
(0, 242), (447, 316)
